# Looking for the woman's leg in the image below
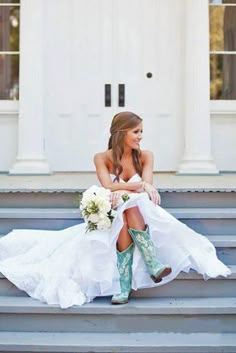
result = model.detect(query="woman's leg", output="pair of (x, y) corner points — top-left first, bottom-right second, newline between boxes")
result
(116, 207), (145, 251)
(124, 207), (146, 230)
(124, 207), (172, 283)
(116, 213), (133, 252)
(112, 208), (146, 304)
(112, 213), (134, 304)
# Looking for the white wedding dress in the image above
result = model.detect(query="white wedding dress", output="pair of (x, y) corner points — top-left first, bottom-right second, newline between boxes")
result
(0, 174), (231, 308)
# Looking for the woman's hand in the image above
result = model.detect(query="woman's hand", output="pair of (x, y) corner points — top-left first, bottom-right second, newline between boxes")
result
(143, 182), (161, 206)
(110, 190), (130, 209)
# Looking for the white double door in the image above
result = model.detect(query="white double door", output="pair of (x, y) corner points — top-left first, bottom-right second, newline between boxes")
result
(55, 0), (177, 171)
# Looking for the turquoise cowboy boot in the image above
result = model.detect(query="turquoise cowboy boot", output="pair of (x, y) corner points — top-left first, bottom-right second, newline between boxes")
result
(128, 226), (171, 283)
(111, 242), (134, 305)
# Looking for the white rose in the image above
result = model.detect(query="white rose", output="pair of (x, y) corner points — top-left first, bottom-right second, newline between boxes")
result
(80, 195), (96, 209)
(98, 199), (111, 213)
(98, 213), (105, 220)
(88, 213), (100, 223)
(97, 216), (111, 230)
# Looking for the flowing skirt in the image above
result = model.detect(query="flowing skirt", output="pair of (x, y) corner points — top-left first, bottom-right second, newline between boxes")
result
(0, 193), (231, 308)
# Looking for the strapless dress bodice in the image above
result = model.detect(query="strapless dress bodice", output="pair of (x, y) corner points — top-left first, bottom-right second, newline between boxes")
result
(110, 173), (141, 183)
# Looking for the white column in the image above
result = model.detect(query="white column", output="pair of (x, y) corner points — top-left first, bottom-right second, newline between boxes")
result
(9, 0), (50, 174)
(177, 0), (218, 174)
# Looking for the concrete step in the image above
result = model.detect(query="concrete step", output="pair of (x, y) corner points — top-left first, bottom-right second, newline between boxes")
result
(161, 190), (236, 209)
(172, 208), (236, 235)
(208, 236), (236, 264)
(0, 208), (236, 235)
(0, 331), (236, 353)
(0, 190), (236, 209)
(208, 235), (236, 247)
(0, 208), (81, 235)
(1, 207), (236, 218)
(0, 296), (236, 333)
(133, 264), (236, 298)
(0, 265), (235, 298)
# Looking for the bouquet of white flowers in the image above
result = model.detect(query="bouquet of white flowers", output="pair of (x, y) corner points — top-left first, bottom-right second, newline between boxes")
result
(80, 185), (116, 232)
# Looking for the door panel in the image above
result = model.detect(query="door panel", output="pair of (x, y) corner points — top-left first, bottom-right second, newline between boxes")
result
(47, 0), (179, 171)
(47, 0), (114, 171)
(113, 0), (178, 170)
(71, 0), (114, 170)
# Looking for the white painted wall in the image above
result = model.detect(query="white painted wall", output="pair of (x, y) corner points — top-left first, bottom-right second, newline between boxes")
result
(211, 115), (236, 171)
(0, 0), (236, 173)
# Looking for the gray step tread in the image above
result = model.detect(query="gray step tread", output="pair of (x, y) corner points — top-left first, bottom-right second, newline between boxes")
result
(0, 296), (236, 314)
(0, 265), (235, 281)
(0, 208), (80, 219)
(0, 332), (236, 352)
(1, 207), (236, 219)
(207, 235), (236, 247)
(171, 208), (236, 219)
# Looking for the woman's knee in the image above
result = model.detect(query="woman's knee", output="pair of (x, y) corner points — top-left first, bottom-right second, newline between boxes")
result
(125, 207), (142, 218)
(124, 207), (145, 229)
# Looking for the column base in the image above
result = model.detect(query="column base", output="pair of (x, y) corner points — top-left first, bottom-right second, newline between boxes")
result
(9, 158), (51, 175)
(177, 158), (219, 175)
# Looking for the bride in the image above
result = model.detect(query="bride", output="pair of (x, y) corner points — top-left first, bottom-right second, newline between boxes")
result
(0, 111), (231, 308)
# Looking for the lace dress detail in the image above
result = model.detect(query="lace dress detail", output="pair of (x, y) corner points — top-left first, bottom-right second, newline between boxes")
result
(0, 174), (231, 308)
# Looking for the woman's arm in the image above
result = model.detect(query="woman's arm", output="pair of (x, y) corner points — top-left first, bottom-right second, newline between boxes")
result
(141, 150), (154, 184)
(141, 151), (161, 205)
(94, 153), (144, 192)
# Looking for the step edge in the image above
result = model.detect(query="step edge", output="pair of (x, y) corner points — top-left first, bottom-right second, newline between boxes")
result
(1, 207), (236, 219)
(0, 297), (236, 315)
(0, 332), (236, 349)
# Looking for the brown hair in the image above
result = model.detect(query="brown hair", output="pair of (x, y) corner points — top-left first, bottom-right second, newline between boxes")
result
(108, 111), (143, 180)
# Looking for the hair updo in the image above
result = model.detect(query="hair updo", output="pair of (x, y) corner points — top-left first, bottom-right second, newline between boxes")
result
(108, 111), (143, 180)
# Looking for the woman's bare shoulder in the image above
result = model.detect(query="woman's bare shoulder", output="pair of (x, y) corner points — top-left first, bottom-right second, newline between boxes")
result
(94, 150), (112, 165)
(141, 150), (154, 162)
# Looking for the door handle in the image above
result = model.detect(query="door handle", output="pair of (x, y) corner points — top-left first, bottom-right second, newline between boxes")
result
(118, 84), (125, 107)
(105, 84), (111, 107)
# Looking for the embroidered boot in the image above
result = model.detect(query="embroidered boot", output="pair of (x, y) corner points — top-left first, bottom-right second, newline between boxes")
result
(128, 226), (171, 283)
(111, 242), (134, 305)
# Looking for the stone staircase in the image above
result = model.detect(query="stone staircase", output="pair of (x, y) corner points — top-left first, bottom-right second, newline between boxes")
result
(0, 189), (236, 352)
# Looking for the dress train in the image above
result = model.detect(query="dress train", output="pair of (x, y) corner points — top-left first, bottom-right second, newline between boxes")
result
(0, 174), (231, 308)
